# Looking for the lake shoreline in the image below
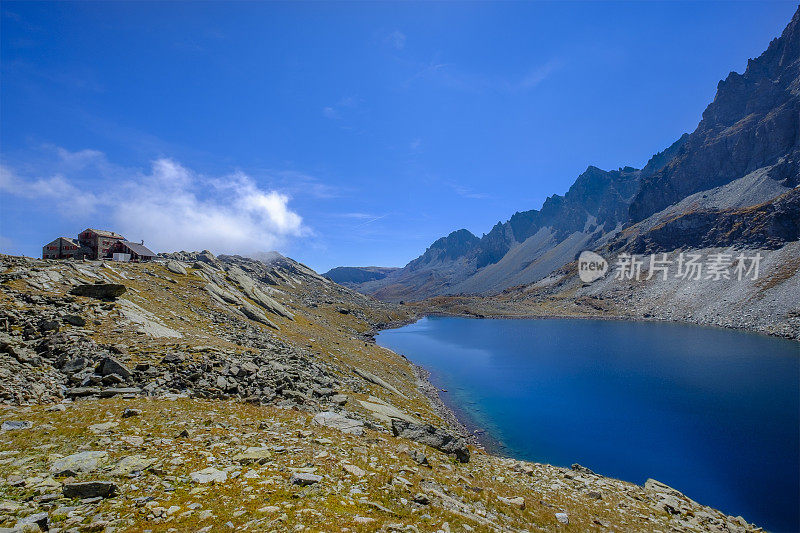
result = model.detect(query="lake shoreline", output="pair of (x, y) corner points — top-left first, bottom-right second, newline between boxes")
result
(374, 315), (799, 531)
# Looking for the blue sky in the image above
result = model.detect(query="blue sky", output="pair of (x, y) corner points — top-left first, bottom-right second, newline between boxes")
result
(1, 1), (796, 272)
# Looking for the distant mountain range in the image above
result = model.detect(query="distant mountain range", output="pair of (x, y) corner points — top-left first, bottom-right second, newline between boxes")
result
(326, 7), (800, 302)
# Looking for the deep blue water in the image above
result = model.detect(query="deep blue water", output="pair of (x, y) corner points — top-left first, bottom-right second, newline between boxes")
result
(376, 317), (800, 532)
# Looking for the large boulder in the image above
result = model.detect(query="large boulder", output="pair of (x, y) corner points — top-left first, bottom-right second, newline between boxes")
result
(391, 419), (470, 463)
(98, 356), (132, 381)
(63, 481), (118, 499)
(166, 261), (188, 275)
(70, 283), (127, 300)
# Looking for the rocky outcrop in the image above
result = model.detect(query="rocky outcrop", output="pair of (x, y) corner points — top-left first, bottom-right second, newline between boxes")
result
(629, 7), (800, 221)
(391, 419), (470, 463)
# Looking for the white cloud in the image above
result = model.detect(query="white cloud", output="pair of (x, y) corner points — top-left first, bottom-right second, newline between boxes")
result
(1, 151), (308, 256)
(0, 163), (98, 214)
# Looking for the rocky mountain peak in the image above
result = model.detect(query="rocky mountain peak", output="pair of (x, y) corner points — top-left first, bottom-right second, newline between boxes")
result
(629, 6), (800, 222)
(411, 229), (480, 267)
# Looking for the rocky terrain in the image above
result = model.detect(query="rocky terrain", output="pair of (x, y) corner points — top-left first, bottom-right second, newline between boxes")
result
(0, 253), (763, 531)
(332, 8), (800, 304)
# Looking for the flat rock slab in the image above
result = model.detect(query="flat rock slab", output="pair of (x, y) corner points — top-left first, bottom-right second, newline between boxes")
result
(312, 411), (364, 436)
(358, 398), (420, 424)
(89, 421), (119, 434)
(109, 455), (154, 476)
(190, 467), (228, 484)
(63, 481), (118, 499)
(233, 447), (272, 465)
(51, 451), (109, 476)
(342, 463), (366, 478)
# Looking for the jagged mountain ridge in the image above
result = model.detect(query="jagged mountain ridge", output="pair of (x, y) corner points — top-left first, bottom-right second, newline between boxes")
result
(629, 7), (800, 221)
(334, 8), (800, 302)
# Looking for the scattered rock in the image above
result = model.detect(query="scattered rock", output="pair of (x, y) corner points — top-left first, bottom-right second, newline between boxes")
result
(497, 495), (525, 510)
(1, 420), (32, 431)
(121, 435), (144, 446)
(342, 463), (366, 477)
(359, 397), (419, 424)
(409, 449), (430, 467)
(290, 472), (322, 486)
(14, 512), (49, 531)
(67, 386), (101, 398)
(109, 455), (154, 476)
(239, 302), (279, 329)
(63, 314), (86, 326)
(99, 387), (142, 398)
(353, 368), (406, 398)
(555, 512), (569, 524)
(571, 463), (596, 475)
(412, 493), (430, 505)
(330, 393), (348, 405)
(122, 408), (141, 418)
